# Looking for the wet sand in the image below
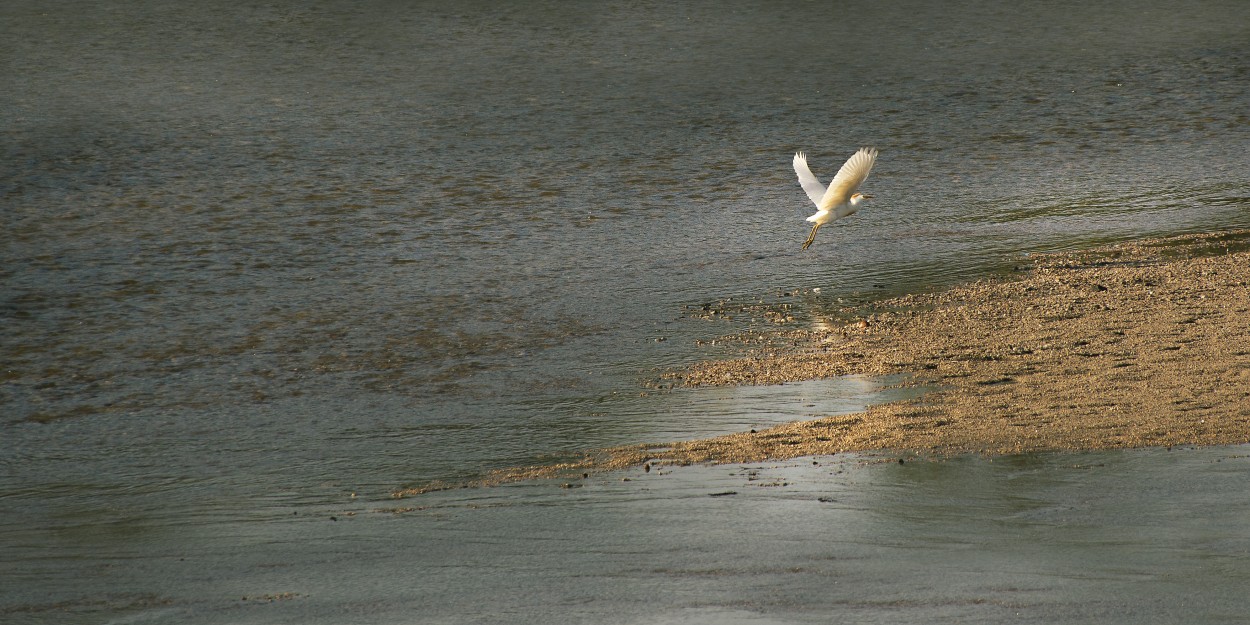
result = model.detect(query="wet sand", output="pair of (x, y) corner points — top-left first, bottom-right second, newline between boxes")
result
(397, 230), (1250, 494)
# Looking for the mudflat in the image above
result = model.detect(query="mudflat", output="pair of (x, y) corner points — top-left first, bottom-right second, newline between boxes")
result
(398, 231), (1250, 494)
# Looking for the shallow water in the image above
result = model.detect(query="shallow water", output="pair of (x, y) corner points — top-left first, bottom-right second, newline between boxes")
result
(3, 0), (1250, 622)
(8, 447), (1250, 624)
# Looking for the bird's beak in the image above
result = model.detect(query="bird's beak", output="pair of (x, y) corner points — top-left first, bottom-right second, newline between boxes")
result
(861, 194), (874, 199)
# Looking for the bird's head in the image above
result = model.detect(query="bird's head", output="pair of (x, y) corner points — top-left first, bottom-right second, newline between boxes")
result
(849, 193), (873, 205)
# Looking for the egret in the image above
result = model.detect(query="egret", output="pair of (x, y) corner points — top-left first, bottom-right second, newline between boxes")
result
(793, 147), (878, 250)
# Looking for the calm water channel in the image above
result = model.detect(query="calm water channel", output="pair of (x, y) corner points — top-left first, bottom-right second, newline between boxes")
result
(3, 1), (1249, 622)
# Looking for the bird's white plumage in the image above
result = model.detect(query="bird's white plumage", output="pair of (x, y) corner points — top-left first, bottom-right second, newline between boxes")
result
(792, 147), (878, 250)
(816, 147), (877, 213)
(792, 152), (827, 207)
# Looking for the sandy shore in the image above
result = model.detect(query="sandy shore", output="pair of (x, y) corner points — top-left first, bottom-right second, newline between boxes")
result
(397, 230), (1250, 495)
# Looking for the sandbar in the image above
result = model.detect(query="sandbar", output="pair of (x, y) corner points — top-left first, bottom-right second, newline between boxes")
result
(397, 230), (1250, 495)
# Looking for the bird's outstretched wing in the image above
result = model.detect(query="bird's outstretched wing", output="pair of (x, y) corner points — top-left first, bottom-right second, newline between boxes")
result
(818, 147), (878, 212)
(792, 152), (827, 208)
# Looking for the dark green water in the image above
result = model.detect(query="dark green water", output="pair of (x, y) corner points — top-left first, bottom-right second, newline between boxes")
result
(2, 1), (1249, 622)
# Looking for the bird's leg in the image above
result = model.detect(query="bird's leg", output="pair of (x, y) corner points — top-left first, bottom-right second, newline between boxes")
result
(801, 223), (821, 250)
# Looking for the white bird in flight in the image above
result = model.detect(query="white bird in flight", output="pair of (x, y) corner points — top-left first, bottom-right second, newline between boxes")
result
(792, 147), (878, 250)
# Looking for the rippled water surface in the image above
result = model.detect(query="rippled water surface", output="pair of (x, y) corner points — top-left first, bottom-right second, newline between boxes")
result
(3, 1), (1250, 622)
